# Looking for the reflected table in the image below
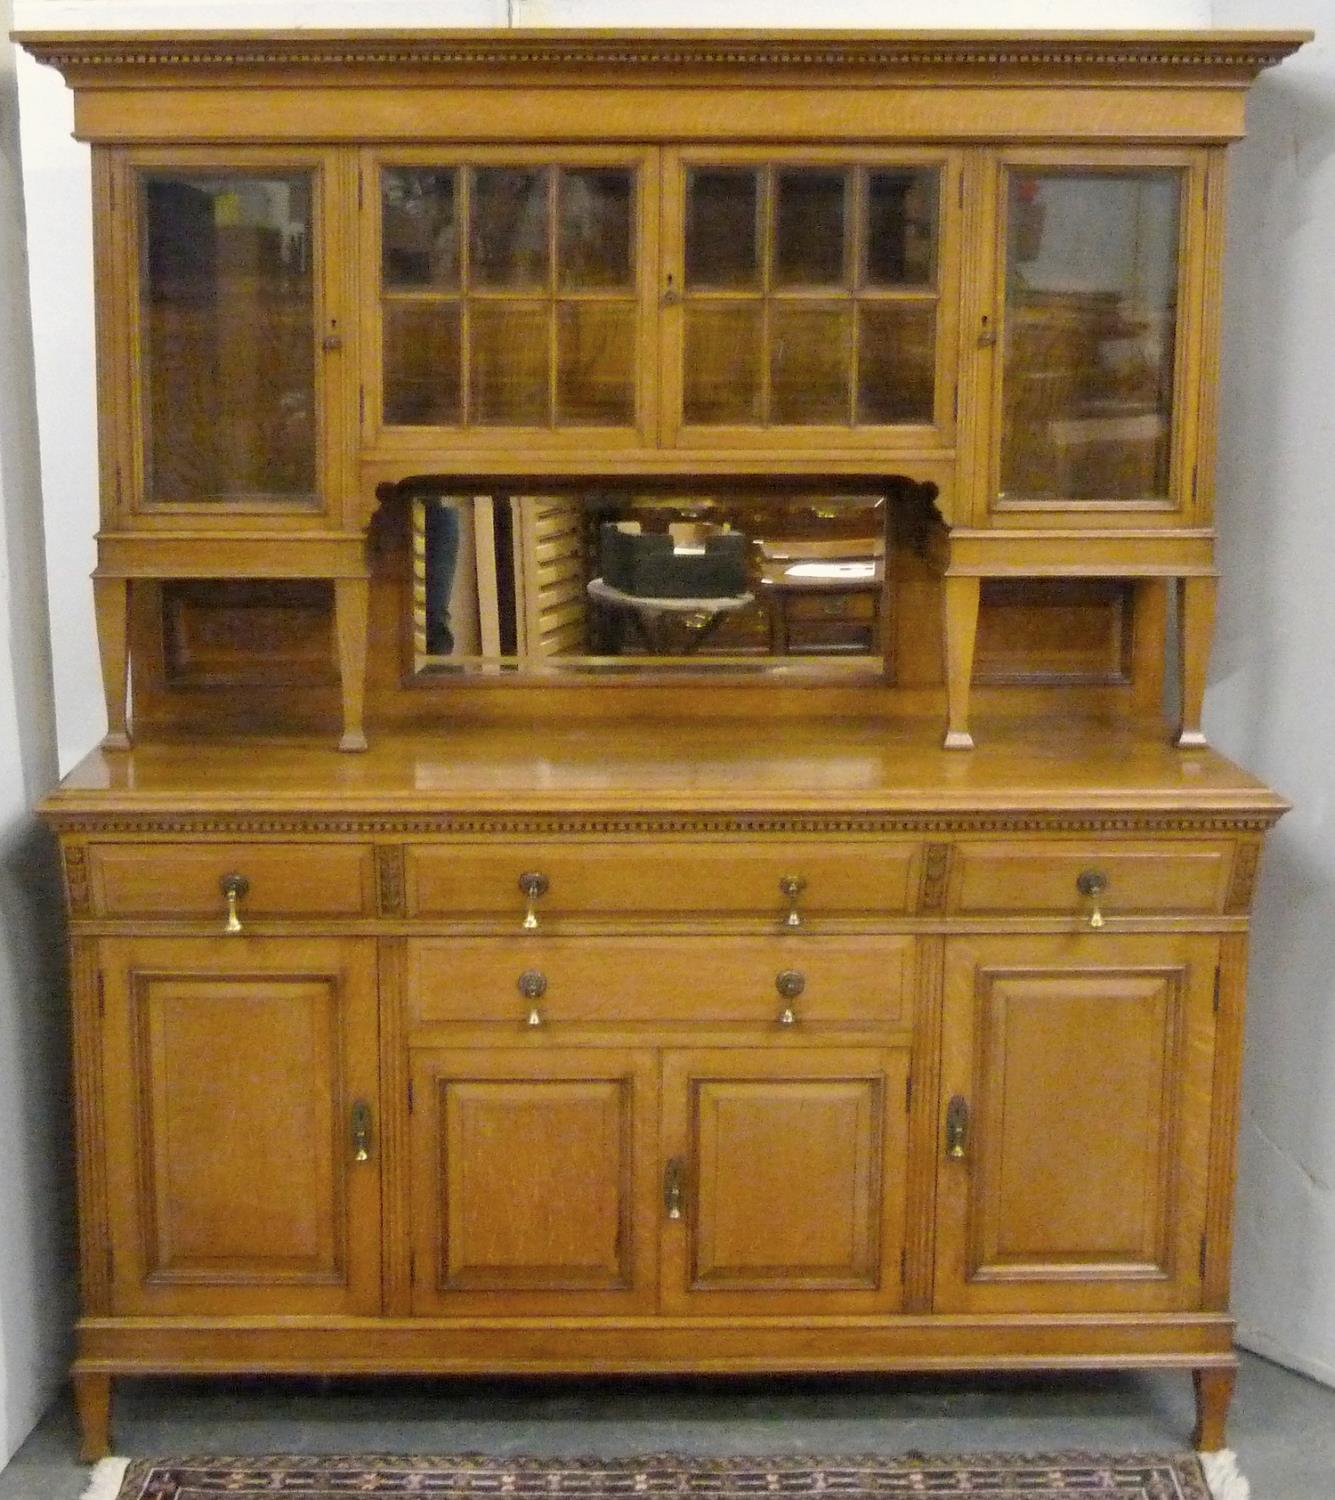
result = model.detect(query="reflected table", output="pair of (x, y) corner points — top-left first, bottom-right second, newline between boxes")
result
(758, 558), (884, 655)
(586, 577), (756, 655)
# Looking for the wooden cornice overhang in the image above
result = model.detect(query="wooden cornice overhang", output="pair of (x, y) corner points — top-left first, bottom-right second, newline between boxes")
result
(13, 28), (1312, 145)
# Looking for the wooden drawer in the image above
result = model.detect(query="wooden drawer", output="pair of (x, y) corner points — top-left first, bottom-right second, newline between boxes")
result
(947, 840), (1234, 917)
(409, 935), (913, 1029)
(405, 842), (920, 921)
(84, 842), (377, 919)
(784, 590), (878, 624)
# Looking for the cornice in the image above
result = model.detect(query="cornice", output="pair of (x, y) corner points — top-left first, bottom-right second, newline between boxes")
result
(13, 29), (1311, 85)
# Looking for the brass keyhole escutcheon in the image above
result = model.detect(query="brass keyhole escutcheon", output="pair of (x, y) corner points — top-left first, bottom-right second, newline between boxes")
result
(518, 968), (548, 1026)
(1076, 868), (1109, 929)
(519, 872), (550, 930)
(220, 873), (250, 935)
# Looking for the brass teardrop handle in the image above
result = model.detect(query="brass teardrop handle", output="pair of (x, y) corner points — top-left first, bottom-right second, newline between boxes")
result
(519, 872), (549, 930)
(776, 968), (806, 1026)
(664, 1157), (685, 1220)
(1076, 868), (1109, 929)
(945, 1094), (969, 1160)
(220, 873), (250, 935)
(518, 968), (548, 1027)
(779, 874), (807, 928)
(351, 1100), (372, 1163)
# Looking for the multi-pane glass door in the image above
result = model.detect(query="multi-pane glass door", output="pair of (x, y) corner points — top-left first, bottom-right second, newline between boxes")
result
(664, 149), (959, 448)
(990, 151), (1202, 520)
(368, 149), (657, 449)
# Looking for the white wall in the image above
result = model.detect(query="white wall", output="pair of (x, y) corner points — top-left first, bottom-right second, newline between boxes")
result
(1205, 0), (1335, 1388)
(4, 0), (1331, 1468)
(0, 0), (76, 1467)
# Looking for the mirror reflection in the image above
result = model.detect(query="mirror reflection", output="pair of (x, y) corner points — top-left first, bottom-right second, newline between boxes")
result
(410, 492), (890, 674)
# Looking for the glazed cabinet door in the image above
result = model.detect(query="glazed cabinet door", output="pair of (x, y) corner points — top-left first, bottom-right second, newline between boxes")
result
(408, 1047), (659, 1315)
(104, 147), (349, 525)
(662, 148), (960, 454)
(660, 1048), (909, 1315)
(363, 148), (659, 458)
(935, 934), (1219, 1314)
(983, 148), (1213, 527)
(97, 937), (381, 1316)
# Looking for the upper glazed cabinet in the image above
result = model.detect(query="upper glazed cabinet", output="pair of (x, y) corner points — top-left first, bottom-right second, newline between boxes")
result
(365, 146), (957, 458)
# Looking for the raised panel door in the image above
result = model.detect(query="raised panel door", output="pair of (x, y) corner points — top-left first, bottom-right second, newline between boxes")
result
(660, 1047), (908, 1315)
(935, 933), (1219, 1314)
(98, 936), (380, 1316)
(409, 1047), (658, 1315)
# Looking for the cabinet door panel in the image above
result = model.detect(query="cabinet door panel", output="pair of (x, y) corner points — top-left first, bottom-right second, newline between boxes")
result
(661, 1048), (908, 1315)
(98, 937), (380, 1316)
(935, 934), (1218, 1314)
(410, 1047), (658, 1315)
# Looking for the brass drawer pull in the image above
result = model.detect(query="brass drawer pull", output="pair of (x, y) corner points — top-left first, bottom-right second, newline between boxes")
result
(351, 1100), (372, 1163)
(945, 1095), (969, 1160)
(779, 874), (807, 928)
(664, 1157), (685, 1220)
(518, 968), (548, 1027)
(1076, 868), (1109, 929)
(220, 873), (250, 935)
(519, 871), (549, 930)
(775, 968), (806, 1026)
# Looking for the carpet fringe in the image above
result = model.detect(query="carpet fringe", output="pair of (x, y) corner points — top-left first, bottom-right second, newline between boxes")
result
(78, 1456), (130, 1500)
(1200, 1448), (1251, 1500)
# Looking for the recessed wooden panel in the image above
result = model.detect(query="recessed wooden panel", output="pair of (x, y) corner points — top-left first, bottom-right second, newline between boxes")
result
(661, 1047), (907, 1315)
(409, 935), (911, 1030)
(88, 842), (376, 919)
(161, 580), (336, 689)
(935, 934), (1218, 1315)
(409, 1047), (657, 1315)
(97, 937), (380, 1317)
(976, 579), (1132, 685)
(405, 841), (920, 920)
(949, 841), (1232, 916)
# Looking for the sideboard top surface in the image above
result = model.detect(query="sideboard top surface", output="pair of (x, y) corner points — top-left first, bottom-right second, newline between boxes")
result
(43, 718), (1287, 826)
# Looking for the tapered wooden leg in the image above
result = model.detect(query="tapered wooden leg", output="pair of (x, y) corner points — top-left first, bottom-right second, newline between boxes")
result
(335, 575), (370, 753)
(1193, 1364), (1236, 1451)
(943, 574), (981, 750)
(1175, 574), (1217, 748)
(73, 1370), (112, 1462)
(92, 575), (131, 750)
(1130, 577), (1170, 717)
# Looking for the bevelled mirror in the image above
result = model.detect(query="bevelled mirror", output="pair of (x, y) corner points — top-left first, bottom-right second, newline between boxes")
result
(405, 490), (896, 676)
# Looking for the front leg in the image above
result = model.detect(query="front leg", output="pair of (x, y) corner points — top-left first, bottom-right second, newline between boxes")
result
(73, 1369), (112, 1462)
(1192, 1364), (1236, 1451)
(943, 574), (981, 750)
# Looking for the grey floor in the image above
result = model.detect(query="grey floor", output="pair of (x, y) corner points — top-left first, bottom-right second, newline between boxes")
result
(0, 1351), (1330, 1500)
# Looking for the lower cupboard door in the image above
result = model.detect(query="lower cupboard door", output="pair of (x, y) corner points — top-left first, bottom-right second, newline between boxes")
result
(660, 1047), (909, 1315)
(98, 937), (382, 1317)
(409, 1047), (659, 1315)
(934, 933), (1220, 1315)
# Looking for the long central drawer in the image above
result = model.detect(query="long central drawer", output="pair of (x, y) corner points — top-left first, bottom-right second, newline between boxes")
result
(404, 841), (922, 921)
(408, 935), (913, 1028)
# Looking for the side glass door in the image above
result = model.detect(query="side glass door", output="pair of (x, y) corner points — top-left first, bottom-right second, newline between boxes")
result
(663, 149), (959, 451)
(365, 148), (658, 456)
(115, 148), (345, 523)
(988, 150), (1205, 523)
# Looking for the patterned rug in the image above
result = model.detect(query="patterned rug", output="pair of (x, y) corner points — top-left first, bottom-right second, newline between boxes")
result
(82, 1452), (1245, 1500)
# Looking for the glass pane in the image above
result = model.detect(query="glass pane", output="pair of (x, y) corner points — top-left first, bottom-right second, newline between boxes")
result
(685, 168), (760, 289)
(471, 302), (549, 424)
(383, 303), (461, 426)
(559, 168), (634, 289)
(771, 303), (852, 425)
(683, 304), (763, 424)
(557, 304), (635, 425)
(381, 168), (459, 290)
(774, 169), (848, 288)
(140, 171), (315, 503)
(471, 167), (549, 289)
(1001, 170), (1181, 501)
(865, 168), (938, 287)
(857, 303), (935, 424)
